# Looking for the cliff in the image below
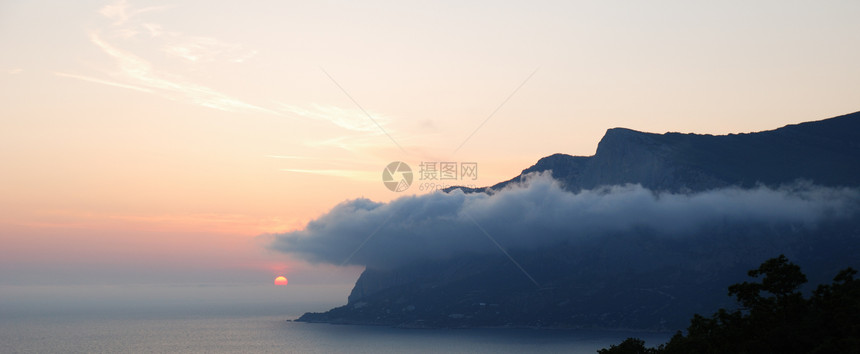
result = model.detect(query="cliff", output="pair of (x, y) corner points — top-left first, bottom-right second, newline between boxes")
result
(450, 111), (860, 194)
(298, 111), (860, 330)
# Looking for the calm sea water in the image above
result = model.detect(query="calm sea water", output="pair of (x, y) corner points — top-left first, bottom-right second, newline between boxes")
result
(0, 285), (671, 353)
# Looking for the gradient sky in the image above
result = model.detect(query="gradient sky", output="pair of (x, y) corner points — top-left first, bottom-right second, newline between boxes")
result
(1, 0), (859, 291)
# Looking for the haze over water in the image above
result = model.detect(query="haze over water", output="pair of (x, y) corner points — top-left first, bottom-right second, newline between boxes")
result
(0, 284), (670, 353)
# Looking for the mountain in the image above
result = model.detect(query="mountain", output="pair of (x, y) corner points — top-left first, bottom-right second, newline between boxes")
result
(447, 111), (860, 194)
(297, 111), (860, 330)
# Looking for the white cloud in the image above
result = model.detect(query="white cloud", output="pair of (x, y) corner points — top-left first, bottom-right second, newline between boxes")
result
(54, 72), (152, 93)
(75, 31), (276, 114)
(161, 35), (254, 64)
(280, 169), (377, 181)
(276, 102), (391, 133)
(99, 0), (174, 26)
(60, 1), (269, 114)
(270, 173), (860, 269)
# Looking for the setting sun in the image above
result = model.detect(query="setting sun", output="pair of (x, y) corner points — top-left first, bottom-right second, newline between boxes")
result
(274, 276), (288, 286)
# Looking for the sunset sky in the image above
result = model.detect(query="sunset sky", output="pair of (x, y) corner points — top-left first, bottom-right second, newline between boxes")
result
(2, 0), (859, 294)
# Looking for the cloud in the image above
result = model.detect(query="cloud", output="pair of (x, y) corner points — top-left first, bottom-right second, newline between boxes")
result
(99, 0), (132, 25)
(267, 155), (381, 181)
(279, 168), (377, 181)
(75, 32), (277, 114)
(276, 102), (391, 133)
(99, 0), (174, 26)
(265, 155), (314, 160)
(54, 72), (152, 93)
(161, 35), (256, 64)
(270, 173), (860, 269)
(59, 1), (270, 114)
(97, 1), (256, 64)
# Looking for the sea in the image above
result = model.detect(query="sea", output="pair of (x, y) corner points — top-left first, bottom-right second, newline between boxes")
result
(0, 284), (672, 353)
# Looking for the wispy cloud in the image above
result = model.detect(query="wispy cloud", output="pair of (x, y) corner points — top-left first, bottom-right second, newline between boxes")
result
(276, 102), (390, 133)
(302, 134), (401, 153)
(79, 32), (278, 114)
(59, 0), (271, 114)
(8, 68), (23, 75)
(265, 155), (314, 160)
(99, 0), (174, 26)
(142, 23), (163, 37)
(99, 1), (255, 64)
(270, 155), (381, 181)
(163, 36), (256, 64)
(54, 72), (152, 93)
(232, 50), (259, 63)
(265, 155), (373, 163)
(272, 102), (410, 153)
(280, 168), (376, 181)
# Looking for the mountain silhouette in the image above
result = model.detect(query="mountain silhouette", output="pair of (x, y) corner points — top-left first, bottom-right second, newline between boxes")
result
(298, 111), (860, 330)
(448, 110), (860, 194)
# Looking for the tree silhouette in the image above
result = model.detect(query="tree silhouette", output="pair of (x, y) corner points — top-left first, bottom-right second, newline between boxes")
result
(597, 338), (657, 354)
(599, 255), (860, 354)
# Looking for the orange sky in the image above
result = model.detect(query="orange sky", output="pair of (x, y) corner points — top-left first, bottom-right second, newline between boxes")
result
(1, 0), (859, 287)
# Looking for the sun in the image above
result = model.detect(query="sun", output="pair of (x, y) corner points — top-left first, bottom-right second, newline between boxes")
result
(274, 276), (288, 286)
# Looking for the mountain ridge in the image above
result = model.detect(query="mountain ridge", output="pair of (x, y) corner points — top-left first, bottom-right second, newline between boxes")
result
(297, 111), (860, 330)
(447, 111), (860, 194)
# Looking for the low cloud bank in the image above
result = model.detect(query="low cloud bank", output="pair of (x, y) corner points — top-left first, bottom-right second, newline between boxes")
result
(270, 173), (860, 269)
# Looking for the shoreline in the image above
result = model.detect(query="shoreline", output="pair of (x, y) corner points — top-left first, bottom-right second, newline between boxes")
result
(288, 317), (676, 334)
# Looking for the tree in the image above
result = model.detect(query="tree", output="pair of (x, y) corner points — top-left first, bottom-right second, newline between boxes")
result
(597, 338), (658, 354)
(599, 255), (860, 354)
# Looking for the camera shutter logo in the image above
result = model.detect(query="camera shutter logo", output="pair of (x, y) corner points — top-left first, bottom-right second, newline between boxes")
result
(382, 161), (413, 192)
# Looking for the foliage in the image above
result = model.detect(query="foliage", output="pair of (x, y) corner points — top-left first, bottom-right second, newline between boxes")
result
(597, 338), (659, 354)
(598, 255), (860, 354)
